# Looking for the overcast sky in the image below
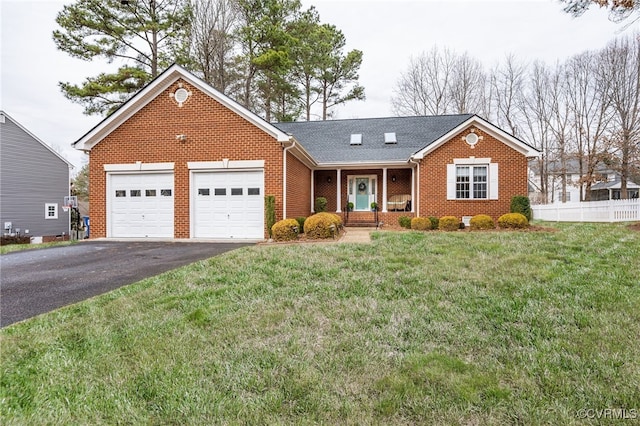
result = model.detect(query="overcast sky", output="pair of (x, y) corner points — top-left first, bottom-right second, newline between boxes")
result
(0, 0), (633, 170)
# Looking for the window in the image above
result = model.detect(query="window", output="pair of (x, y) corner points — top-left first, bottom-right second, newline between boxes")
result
(231, 188), (243, 196)
(145, 189), (157, 197)
(455, 165), (487, 199)
(198, 188), (210, 196)
(557, 191), (571, 202)
(45, 203), (58, 219)
(130, 189), (141, 197)
(248, 188), (260, 195)
(115, 190), (126, 197)
(160, 189), (172, 196)
(214, 188), (226, 196)
(447, 160), (498, 200)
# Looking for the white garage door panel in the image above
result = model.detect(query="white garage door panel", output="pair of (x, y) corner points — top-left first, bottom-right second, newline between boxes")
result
(109, 173), (174, 238)
(193, 171), (264, 239)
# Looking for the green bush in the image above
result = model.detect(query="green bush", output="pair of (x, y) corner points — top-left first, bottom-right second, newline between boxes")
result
(271, 218), (300, 242)
(411, 217), (432, 231)
(398, 216), (412, 229)
(304, 212), (342, 239)
(498, 212), (529, 229)
(265, 195), (276, 238)
(439, 216), (460, 231)
(428, 216), (439, 230)
(315, 197), (327, 213)
(510, 195), (532, 221)
(470, 214), (495, 230)
(295, 217), (306, 233)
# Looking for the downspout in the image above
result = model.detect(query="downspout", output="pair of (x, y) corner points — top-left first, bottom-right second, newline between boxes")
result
(282, 138), (296, 219)
(409, 157), (420, 217)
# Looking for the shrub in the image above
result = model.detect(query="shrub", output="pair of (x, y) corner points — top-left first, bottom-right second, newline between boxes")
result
(510, 195), (532, 221)
(0, 235), (31, 246)
(411, 217), (432, 231)
(398, 216), (412, 229)
(304, 212), (342, 239)
(470, 214), (495, 231)
(428, 216), (439, 230)
(295, 217), (306, 233)
(315, 197), (327, 213)
(498, 212), (529, 229)
(265, 195), (276, 238)
(271, 218), (300, 242)
(439, 216), (459, 231)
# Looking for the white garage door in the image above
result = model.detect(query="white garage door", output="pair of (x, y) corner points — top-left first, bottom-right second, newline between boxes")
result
(109, 173), (174, 238)
(193, 170), (264, 239)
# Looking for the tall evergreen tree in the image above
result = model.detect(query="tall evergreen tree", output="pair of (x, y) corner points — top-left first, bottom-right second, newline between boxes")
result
(53, 0), (192, 115)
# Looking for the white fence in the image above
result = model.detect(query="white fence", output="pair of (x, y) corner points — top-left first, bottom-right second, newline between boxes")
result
(532, 199), (640, 222)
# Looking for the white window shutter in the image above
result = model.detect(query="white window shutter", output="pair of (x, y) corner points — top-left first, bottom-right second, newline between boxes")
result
(446, 164), (456, 200)
(489, 163), (499, 200)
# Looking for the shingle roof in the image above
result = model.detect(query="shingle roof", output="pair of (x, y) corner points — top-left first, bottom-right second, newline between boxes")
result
(591, 178), (640, 190)
(273, 114), (474, 164)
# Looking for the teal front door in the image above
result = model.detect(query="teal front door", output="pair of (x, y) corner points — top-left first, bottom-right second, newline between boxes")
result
(355, 177), (370, 210)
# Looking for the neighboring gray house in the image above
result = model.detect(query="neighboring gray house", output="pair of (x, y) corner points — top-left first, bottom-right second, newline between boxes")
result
(1, 111), (72, 240)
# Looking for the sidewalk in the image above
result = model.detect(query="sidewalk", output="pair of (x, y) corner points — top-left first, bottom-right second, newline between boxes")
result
(339, 227), (375, 243)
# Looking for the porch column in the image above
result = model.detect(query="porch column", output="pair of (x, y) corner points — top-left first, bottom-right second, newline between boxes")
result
(310, 170), (315, 213)
(382, 167), (388, 212)
(336, 169), (342, 212)
(411, 166), (416, 213)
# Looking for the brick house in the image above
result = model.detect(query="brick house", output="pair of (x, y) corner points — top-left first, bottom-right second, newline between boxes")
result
(73, 65), (539, 240)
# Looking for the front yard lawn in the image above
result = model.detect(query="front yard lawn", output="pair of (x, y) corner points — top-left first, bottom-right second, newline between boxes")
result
(1, 223), (639, 424)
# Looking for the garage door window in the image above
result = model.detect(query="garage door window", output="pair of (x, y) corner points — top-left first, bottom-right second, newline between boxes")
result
(161, 189), (172, 196)
(231, 188), (243, 195)
(248, 188), (260, 195)
(130, 190), (141, 197)
(198, 188), (210, 196)
(215, 188), (226, 196)
(115, 190), (126, 197)
(146, 189), (157, 197)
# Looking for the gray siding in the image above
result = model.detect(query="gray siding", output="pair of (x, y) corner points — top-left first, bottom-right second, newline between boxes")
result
(1, 112), (71, 238)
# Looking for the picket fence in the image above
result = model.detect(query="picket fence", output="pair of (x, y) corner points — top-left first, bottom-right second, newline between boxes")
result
(532, 198), (640, 223)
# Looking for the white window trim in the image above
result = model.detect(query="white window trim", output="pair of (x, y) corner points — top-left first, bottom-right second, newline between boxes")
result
(45, 203), (58, 219)
(447, 158), (498, 200)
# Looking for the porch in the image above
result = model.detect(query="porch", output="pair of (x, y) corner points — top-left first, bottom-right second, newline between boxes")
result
(312, 167), (416, 226)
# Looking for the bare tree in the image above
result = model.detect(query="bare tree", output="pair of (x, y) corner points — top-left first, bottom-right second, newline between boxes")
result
(391, 47), (456, 116)
(189, 0), (240, 95)
(601, 34), (640, 199)
(565, 51), (614, 201)
(489, 54), (527, 137)
(450, 53), (486, 114)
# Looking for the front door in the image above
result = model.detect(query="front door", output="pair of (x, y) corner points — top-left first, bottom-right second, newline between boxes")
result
(349, 175), (376, 211)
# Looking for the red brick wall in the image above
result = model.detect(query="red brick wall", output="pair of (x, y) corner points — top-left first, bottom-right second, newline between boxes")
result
(285, 151), (311, 219)
(418, 127), (528, 220)
(88, 79), (285, 239)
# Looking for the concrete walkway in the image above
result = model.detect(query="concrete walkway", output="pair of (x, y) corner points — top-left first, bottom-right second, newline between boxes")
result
(339, 227), (376, 243)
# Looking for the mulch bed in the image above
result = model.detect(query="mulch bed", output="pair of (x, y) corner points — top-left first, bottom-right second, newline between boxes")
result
(628, 222), (640, 232)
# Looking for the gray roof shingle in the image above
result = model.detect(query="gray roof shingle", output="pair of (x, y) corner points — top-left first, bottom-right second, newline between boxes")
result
(273, 114), (474, 164)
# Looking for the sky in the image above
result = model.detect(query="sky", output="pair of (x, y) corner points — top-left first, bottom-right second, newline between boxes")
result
(0, 0), (635, 171)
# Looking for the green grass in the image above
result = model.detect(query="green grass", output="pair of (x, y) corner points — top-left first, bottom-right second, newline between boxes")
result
(1, 223), (639, 424)
(0, 240), (77, 255)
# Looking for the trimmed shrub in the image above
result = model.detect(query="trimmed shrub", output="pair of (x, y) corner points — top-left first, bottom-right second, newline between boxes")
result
(271, 218), (300, 242)
(439, 216), (459, 231)
(428, 216), (439, 230)
(411, 217), (432, 231)
(304, 212), (342, 239)
(398, 216), (412, 229)
(314, 197), (327, 213)
(470, 214), (495, 231)
(295, 217), (306, 233)
(510, 195), (532, 221)
(265, 195), (276, 238)
(498, 212), (529, 229)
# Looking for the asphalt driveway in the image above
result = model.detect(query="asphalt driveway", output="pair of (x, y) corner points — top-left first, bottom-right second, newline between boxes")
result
(0, 241), (251, 327)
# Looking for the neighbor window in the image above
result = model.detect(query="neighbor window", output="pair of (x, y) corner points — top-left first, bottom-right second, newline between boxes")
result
(45, 203), (58, 219)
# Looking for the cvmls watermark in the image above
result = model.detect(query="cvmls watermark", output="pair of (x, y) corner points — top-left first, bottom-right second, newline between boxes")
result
(576, 408), (638, 420)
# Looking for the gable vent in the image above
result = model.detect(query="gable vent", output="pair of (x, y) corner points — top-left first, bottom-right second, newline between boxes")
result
(384, 132), (397, 144)
(350, 133), (362, 145)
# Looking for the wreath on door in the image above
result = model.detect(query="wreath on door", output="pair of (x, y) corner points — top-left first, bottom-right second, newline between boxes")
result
(358, 182), (367, 192)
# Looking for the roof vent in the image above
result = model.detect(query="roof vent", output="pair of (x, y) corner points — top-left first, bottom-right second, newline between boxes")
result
(384, 132), (397, 144)
(350, 133), (362, 145)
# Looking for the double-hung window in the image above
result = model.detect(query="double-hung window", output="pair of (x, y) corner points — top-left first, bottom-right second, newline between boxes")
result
(447, 159), (498, 200)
